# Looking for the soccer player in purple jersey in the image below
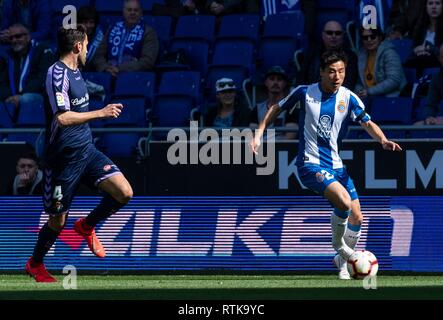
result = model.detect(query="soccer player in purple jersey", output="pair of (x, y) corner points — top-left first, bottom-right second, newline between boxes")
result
(251, 50), (402, 279)
(25, 26), (133, 282)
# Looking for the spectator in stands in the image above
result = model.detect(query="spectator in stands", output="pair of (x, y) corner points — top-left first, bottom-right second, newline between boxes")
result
(77, 6), (104, 72)
(414, 43), (443, 125)
(299, 20), (358, 90)
(356, 27), (407, 100)
(6, 151), (43, 196)
(0, 23), (54, 122)
(0, 0), (51, 43)
(93, 0), (159, 77)
(205, 78), (250, 128)
(388, 0), (424, 40)
(404, 0), (443, 69)
(250, 66), (298, 140)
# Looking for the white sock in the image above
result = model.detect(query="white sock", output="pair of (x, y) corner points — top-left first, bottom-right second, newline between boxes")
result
(344, 223), (361, 250)
(331, 209), (354, 260)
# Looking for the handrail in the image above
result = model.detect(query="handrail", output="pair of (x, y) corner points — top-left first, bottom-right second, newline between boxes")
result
(2, 125), (443, 134)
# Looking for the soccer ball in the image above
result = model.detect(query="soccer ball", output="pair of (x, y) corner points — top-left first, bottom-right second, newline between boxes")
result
(347, 250), (379, 279)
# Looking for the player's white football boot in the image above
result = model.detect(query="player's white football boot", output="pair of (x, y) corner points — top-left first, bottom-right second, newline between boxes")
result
(333, 254), (351, 280)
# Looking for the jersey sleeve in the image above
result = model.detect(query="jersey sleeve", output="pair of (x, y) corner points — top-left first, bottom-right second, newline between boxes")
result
(349, 91), (371, 123)
(278, 85), (306, 115)
(46, 64), (70, 114)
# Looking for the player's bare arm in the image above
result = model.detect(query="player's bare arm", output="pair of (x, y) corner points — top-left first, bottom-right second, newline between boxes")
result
(361, 120), (402, 151)
(251, 104), (282, 154)
(56, 103), (123, 126)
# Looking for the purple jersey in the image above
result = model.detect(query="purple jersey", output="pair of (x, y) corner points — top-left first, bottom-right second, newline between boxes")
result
(45, 61), (92, 158)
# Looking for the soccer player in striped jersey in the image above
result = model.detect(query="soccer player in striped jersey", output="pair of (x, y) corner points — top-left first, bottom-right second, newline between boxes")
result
(251, 50), (402, 279)
(25, 26), (133, 282)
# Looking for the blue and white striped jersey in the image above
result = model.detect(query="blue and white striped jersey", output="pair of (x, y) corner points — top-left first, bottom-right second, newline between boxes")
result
(279, 83), (371, 169)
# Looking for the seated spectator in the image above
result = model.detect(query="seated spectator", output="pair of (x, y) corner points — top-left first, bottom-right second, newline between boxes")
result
(205, 78), (250, 128)
(250, 66), (298, 140)
(404, 0), (443, 69)
(77, 6), (104, 72)
(0, 23), (54, 122)
(0, 0), (51, 43)
(6, 151), (43, 196)
(414, 43), (443, 125)
(388, 0), (424, 40)
(93, 0), (159, 77)
(355, 27), (407, 100)
(299, 20), (358, 90)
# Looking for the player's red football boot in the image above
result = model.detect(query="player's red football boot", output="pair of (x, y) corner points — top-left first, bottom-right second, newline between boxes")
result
(25, 257), (57, 282)
(74, 218), (106, 258)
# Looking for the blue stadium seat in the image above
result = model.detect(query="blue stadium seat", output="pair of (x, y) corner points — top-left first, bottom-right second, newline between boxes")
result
(95, 0), (123, 12)
(112, 72), (156, 107)
(82, 72), (113, 99)
(16, 98), (46, 127)
(370, 97), (413, 124)
(0, 102), (13, 129)
(216, 14), (260, 45)
(392, 39), (413, 64)
(263, 12), (304, 40)
(159, 71), (201, 102)
(51, 0), (90, 13)
(144, 15), (173, 49)
(173, 15), (216, 44)
(259, 38), (298, 78)
(98, 132), (143, 157)
(105, 97), (147, 127)
(151, 95), (195, 127)
(210, 41), (254, 77)
(169, 40), (209, 76)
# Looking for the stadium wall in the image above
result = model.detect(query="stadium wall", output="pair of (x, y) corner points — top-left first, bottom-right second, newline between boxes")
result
(0, 196), (442, 272)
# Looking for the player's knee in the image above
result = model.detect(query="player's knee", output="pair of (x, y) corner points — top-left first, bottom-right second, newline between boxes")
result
(115, 185), (133, 204)
(48, 216), (67, 232)
(337, 197), (352, 213)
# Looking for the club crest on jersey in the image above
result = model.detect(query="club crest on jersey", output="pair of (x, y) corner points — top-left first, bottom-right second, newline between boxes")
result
(54, 201), (63, 212)
(317, 115), (332, 139)
(56, 92), (65, 107)
(337, 100), (346, 113)
(316, 172), (325, 183)
(104, 165), (112, 172)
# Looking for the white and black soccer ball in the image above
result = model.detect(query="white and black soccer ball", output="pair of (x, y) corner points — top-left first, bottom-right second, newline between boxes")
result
(347, 250), (379, 280)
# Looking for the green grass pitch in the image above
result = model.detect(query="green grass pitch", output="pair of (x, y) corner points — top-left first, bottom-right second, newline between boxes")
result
(1, 274), (443, 300)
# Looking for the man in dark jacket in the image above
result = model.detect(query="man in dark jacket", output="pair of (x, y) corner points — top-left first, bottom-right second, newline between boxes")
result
(0, 23), (54, 122)
(299, 20), (358, 91)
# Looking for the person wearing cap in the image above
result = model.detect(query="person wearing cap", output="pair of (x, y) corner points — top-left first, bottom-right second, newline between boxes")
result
(205, 77), (250, 128)
(250, 66), (298, 139)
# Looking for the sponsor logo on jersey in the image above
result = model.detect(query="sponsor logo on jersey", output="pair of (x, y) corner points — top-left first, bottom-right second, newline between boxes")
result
(56, 92), (65, 106)
(317, 115), (332, 139)
(71, 93), (89, 107)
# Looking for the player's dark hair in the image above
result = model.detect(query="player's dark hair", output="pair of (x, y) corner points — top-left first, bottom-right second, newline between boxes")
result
(57, 25), (87, 57)
(320, 50), (348, 70)
(77, 6), (100, 25)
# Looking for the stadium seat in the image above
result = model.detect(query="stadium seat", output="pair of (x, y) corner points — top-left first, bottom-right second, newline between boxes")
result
(216, 14), (260, 45)
(95, 0), (123, 13)
(370, 97), (413, 124)
(210, 41), (254, 76)
(159, 71), (201, 102)
(151, 95), (195, 127)
(51, 0), (90, 13)
(169, 40), (209, 76)
(0, 102), (13, 129)
(105, 97), (147, 127)
(263, 11), (305, 40)
(82, 72), (113, 99)
(98, 132), (143, 157)
(258, 38), (298, 79)
(144, 15), (173, 49)
(173, 15), (216, 44)
(392, 39), (413, 64)
(112, 72), (156, 107)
